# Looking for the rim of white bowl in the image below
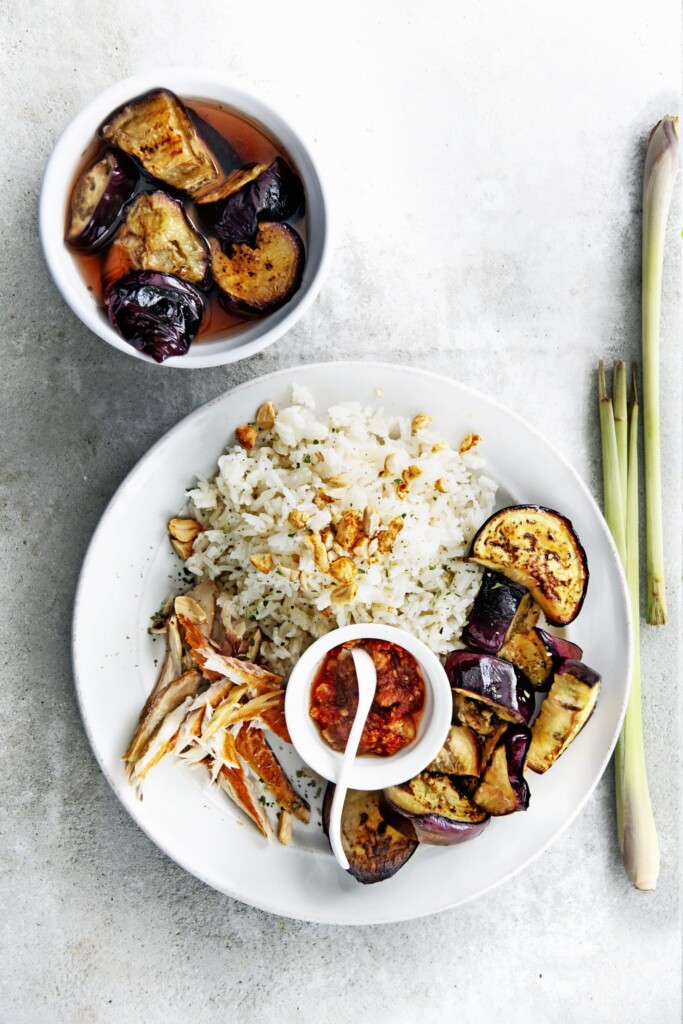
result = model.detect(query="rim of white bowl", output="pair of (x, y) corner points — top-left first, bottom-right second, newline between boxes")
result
(284, 624), (453, 790)
(39, 66), (332, 368)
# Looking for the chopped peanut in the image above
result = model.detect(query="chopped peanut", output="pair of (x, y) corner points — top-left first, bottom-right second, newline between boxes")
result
(352, 535), (370, 559)
(277, 809), (293, 845)
(367, 538), (379, 556)
(326, 476), (350, 489)
(336, 511), (361, 549)
(411, 413), (433, 434)
(174, 595), (207, 623)
(320, 608), (332, 619)
(362, 506), (380, 538)
(330, 581), (359, 605)
(288, 509), (310, 530)
(431, 441), (448, 453)
(315, 488), (334, 506)
(383, 452), (399, 476)
(250, 552), (273, 574)
(321, 526), (335, 550)
(403, 465), (422, 482)
(434, 477), (450, 493)
(306, 532), (330, 573)
(375, 387), (384, 397)
(329, 557), (358, 584)
(377, 516), (404, 553)
(170, 537), (194, 560)
(168, 517), (202, 544)
(236, 425), (258, 450)
(255, 401), (276, 430)
(459, 432), (481, 455)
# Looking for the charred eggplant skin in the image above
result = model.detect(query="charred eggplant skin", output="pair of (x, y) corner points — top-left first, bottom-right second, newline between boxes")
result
(445, 650), (535, 725)
(469, 505), (589, 626)
(473, 725), (531, 815)
(462, 570), (539, 654)
(379, 794), (489, 846)
(322, 784), (417, 884)
(105, 271), (204, 362)
(382, 773), (489, 846)
(536, 629), (583, 665)
(66, 150), (138, 252)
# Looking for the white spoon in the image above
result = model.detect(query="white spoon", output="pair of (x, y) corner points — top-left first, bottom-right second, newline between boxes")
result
(328, 648), (378, 871)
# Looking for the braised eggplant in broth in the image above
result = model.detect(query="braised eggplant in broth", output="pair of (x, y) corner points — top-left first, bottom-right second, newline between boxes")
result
(66, 90), (307, 359)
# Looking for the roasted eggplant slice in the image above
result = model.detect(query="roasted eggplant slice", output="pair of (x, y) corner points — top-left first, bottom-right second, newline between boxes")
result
(66, 150), (138, 252)
(103, 191), (210, 290)
(445, 650), (534, 726)
(469, 505), (589, 626)
(322, 785), (418, 883)
(210, 223), (304, 315)
(527, 659), (601, 773)
(99, 89), (220, 195)
(105, 271), (204, 362)
(382, 773), (489, 846)
(473, 726), (531, 815)
(498, 629), (554, 690)
(427, 725), (481, 775)
(198, 157), (305, 246)
(462, 570), (540, 654)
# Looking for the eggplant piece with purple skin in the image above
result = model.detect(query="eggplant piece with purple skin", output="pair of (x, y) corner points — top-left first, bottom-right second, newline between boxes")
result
(66, 150), (138, 252)
(322, 784), (417, 884)
(210, 223), (304, 315)
(498, 629), (554, 690)
(99, 89), (220, 196)
(381, 773), (489, 846)
(105, 271), (204, 362)
(103, 191), (211, 290)
(198, 157), (305, 246)
(469, 505), (589, 626)
(445, 650), (535, 727)
(536, 629), (583, 665)
(462, 570), (540, 654)
(527, 659), (601, 774)
(473, 725), (531, 815)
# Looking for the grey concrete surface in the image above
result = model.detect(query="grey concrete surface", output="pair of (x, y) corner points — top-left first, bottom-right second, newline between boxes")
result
(1, 2), (680, 1022)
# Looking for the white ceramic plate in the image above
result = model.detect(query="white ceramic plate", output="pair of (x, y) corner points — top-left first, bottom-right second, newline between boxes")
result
(72, 362), (632, 924)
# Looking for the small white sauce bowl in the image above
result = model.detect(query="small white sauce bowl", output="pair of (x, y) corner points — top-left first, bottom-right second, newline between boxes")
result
(39, 67), (331, 369)
(284, 624), (453, 791)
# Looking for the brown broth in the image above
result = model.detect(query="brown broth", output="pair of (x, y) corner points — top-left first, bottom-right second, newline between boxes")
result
(67, 96), (307, 343)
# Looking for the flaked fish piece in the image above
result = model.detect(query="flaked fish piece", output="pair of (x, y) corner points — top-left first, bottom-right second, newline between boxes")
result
(128, 695), (194, 787)
(123, 668), (203, 772)
(202, 688), (281, 740)
(193, 640), (283, 693)
(174, 705), (204, 756)
(235, 725), (310, 823)
(214, 762), (272, 838)
(258, 704), (291, 743)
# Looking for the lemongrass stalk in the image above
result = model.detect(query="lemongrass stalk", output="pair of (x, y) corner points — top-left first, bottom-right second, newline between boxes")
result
(642, 116), (678, 624)
(613, 360), (628, 534)
(598, 361), (625, 564)
(614, 366), (659, 890)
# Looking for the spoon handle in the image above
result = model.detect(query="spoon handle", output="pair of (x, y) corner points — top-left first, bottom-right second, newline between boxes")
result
(329, 648), (377, 871)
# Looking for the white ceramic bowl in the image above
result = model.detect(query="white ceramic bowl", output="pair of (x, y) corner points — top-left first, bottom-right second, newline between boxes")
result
(39, 68), (331, 368)
(284, 624), (453, 791)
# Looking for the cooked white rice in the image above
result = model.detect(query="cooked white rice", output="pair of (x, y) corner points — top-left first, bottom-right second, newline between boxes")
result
(184, 385), (497, 676)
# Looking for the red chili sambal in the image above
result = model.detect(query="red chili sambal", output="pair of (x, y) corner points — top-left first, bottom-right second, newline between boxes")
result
(309, 639), (426, 757)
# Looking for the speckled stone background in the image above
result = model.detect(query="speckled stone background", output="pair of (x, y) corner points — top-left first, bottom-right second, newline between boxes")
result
(1, 2), (680, 1022)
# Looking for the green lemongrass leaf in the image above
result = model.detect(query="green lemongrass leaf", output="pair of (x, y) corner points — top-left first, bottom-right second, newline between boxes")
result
(598, 361), (626, 563)
(613, 360), (628, 536)
(615, 366), (659, 890)
(642, 115), (678, 624)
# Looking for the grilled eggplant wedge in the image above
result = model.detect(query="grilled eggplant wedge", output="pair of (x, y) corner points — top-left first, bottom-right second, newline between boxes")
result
(469, 505), (589, 626)
(445, 650), (535, 727)
(210, 223), (304, 315)
(322, 785), (418, 883)
(473, 726), (531, 815)
(536, 628), (583, 665)
(99, 89), (220, 196)
(103, 191), (210, 290)
(66, 150), (138, 252)
(105, 271), (204, 362)
(462, 570), (540, 653)
(527, 659), (601, 773)
(427, 724), (481, 775)
(498, 629), (554, 690)
(382, 773), (489, 846)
